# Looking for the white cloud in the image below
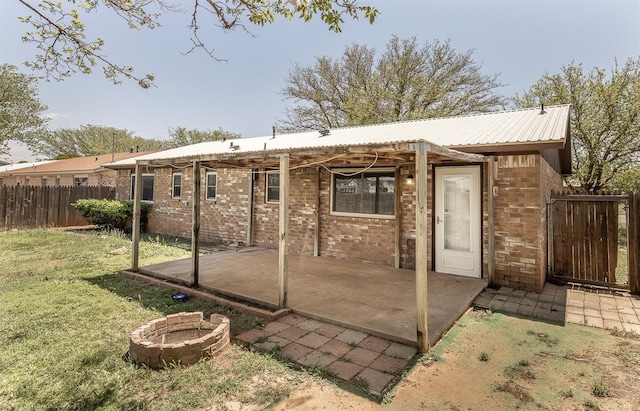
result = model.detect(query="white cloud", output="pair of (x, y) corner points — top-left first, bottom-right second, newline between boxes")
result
(43, 112), (69, 121)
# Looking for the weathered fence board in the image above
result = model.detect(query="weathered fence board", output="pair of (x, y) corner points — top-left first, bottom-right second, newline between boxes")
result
(629, 193), (639, 294)
(548, 192), (625, 287)
(0, 185), (115, 230)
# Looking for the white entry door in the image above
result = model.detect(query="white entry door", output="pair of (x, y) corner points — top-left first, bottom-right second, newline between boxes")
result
(434, 166), (481, 277)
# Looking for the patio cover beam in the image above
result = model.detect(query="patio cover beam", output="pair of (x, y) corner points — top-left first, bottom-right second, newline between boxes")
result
(133, 140), (486, 170)
(423, 142), (486, 163)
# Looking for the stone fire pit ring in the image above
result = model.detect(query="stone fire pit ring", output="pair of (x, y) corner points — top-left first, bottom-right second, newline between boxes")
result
(129, 312), (230, 369)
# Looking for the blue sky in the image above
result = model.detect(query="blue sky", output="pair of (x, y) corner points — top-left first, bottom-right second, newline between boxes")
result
(1, 0), (639, 161)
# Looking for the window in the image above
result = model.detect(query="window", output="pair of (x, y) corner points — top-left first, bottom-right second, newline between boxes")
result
(172, 172), (182, 199)
(131, 174), (154, 201)
(332, 169), (395, 217)
(205, 172), (217, 200)
(74, 177), (88, 186)
(266, 172), (279, 203)
(41, 176), (47, 186)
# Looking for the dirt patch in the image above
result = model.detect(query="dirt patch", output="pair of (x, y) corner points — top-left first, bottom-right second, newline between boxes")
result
(270, 310), (640, 410)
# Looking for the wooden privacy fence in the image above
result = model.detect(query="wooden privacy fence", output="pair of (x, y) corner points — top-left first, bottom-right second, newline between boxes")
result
(547, 191), (639, 294)
(0, 185), (115, 230)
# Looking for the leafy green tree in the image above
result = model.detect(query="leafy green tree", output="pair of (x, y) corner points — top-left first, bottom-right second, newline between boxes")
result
(278, 36), (506, 131)
(0, 63), (48, 155)
(165, 127), (240, 148)
(612, 167), (640, 194)
(15, 0), (379, 88)
(513, 58), (640, 192)
(29, 125), (165, 158)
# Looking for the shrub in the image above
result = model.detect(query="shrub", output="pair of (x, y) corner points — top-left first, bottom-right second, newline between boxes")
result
(72, 199), (150, 230)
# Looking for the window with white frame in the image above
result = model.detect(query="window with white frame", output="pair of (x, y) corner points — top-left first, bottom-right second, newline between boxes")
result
(131, 174), (154, 201)
(332, 168), (395, 217)
(172, 172), (182, 199)
(205, 172), (217, 200)
(266, 171), (279, 203)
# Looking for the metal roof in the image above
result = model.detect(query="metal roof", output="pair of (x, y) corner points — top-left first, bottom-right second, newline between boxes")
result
(105, 105), (570, 167)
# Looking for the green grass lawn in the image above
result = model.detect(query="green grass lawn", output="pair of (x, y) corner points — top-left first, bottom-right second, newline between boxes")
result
(0, 229), (301, 411)
(616, 247), (629, 285)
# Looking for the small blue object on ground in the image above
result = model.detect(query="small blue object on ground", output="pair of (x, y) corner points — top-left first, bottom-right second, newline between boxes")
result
(171, 293), (189, 302)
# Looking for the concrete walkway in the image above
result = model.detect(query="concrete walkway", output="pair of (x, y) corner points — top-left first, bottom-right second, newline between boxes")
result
(474, 283), (640, 333)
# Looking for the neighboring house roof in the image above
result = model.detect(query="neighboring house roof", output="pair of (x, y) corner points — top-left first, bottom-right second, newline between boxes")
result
(105, 105), (570, 169)
(0, 152), (154, 176)
(0, 160), (56, 174)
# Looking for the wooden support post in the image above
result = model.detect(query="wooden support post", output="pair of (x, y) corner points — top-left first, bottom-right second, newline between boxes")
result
(246, 170), (254, 246)
(394, 166), (402, 268)
(487, 156), (496, 287)
(278, 155), (290, 308)
(415, 143), (429, 352)
(314, 167), (320, 257)
(191, 160), (201, 287)
(131, 163), (143, 271)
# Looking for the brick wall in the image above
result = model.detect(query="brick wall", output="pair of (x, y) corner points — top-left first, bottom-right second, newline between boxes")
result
(399, 164), (429, 270)
(116, 152), (563, 293)
(251, 165), (418, 266)
(144, 167), (250, 243)
(115, 169), (131, 199)
(491, 154), (562, 292)
(252, 171), (279, 248)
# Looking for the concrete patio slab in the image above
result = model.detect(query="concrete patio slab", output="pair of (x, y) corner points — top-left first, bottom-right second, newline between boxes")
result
(136, 248), (487, 346)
